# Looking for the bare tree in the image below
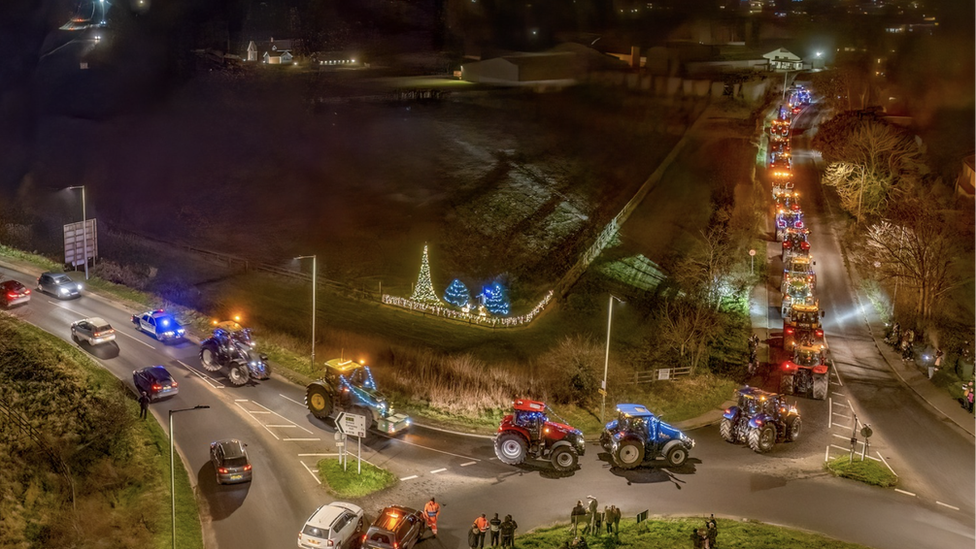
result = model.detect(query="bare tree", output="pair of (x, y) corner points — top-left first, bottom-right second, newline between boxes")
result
(658, 298), (717, 374)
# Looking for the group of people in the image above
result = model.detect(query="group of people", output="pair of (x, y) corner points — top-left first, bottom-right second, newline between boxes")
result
(569, 497), (621, 537)
(690, 515), (718, 549)
(468, 512), (519, 548)
(747, 333), (760, 375)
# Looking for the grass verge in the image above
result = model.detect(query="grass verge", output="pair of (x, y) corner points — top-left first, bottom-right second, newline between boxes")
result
(317, 457), (398, 498)
(824, 455), (898, 488)
(517, 517), (872, 549)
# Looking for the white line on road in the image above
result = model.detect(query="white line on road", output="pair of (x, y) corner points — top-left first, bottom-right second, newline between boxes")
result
(460, 461), (477, 467)
(283, 438), (321, 442)
(234, 402), (280, 440)
(247, 411), (271, 414)
(299, 453), (338, 457)
(829, 444), (850, 452)
(831, 392), (845, 397)
(400, 475), (418, 481)
(824, 445), (829, 462)
(832, 412), (852, 420)
(936, 501), (960, 511)
(300, 460), (322, 485)
(177, 360), (225, 389)
(280, 393), (305, 407)
(266, 425), (298, 428)
(832, 434), (851, 441)
(894, 489), (916, 497)
(832, 400), (848, 408)
(252, 400), (315, 434)
(430, 468), (447, 474)
(235, 399), (249, 402)
(116, 329), (156, 349)
(876, 452), (898, 477)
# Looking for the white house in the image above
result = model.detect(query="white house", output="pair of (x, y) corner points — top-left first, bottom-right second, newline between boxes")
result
(763, 48), (803, 71)
(245, 38), (295, 64)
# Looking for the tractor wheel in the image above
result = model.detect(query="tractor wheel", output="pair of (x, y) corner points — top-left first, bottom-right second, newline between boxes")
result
(780, 373), (795, 395)
(812, 373), (828, 400)
(550, 446), (579, 472)
(665, 444), (689, 467)
(305, 384), (334, 420)
(748, 425), (776, 454)
(785, 416), (802, 442)
(494, 432), (528, 466)
(200, 343), (222, 373)
(227, 362), (249, 386)
(351, 406), (376, 430)
(719, 418), (738, 443)
(615, 440), (645, 469)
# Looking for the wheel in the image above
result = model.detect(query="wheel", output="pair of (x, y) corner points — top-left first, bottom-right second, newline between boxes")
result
(665, 444), (689, 467)
(305, 384), (334, 420)
(719, 417), (737, 443)
(351, 406), (376, 430)
(812, 373), (828, 400)
(550, 446), (579, 472)
(71, 332), (79, 343)
(614, 440), (645, 469)
(355, 518), (364, 533)
(785, 416), (802, 442)
(227, 362), (249, 386)
(748, 424), (776, 454)
(780, 373), (795, 395)
(494, 432), (528, 465)
(200, 343), (222, 373)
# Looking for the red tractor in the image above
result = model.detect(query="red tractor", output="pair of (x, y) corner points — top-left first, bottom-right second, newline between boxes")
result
(494, 399), (586, 472)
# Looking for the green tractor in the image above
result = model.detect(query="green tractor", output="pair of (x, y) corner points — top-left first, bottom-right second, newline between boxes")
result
(305, 359), (410, 435)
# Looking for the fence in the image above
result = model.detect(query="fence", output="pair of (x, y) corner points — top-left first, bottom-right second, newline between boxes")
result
(634, 366), (692, 383)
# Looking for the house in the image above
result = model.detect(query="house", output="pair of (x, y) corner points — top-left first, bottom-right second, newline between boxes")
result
(956, 154), (975, 199)
(763, 48), (803, 71)
(244, 38), (296, 63)
(264, 50), (293, 64)
(460, 52), (578, 89)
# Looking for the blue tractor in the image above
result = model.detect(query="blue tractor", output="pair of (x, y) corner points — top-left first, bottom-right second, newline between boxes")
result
(720, 386), (801, 454)
(599, 404), (695, 469)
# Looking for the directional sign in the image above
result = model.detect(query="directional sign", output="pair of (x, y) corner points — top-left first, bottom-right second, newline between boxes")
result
(336, 411), (367, 438)
(63, 219), (98, 267)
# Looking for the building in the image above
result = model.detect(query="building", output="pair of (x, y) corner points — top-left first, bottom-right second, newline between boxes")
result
(460, 52), (578, 89)
(763, 48), (803, 71)
(244, 38), (296, 64)
(956, 154), (976, 199)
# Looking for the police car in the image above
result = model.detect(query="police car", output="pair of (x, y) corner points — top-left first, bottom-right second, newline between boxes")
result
(131, 309), (187, 342)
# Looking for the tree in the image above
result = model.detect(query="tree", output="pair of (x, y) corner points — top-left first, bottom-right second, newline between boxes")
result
(443, 279), (470, 308)
(809, 60), (878, 112)
(480, 282), (510, 315)
(411, 244), (441, 304)
(657, 297), (717, 374)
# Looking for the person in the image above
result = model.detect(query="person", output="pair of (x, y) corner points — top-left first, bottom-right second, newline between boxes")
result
(488, 513), (501, 547)
(570, 500), (586, 536)
(423, 497), (440, 537)
(699, 528), (711, 549)
(468, 523), (480, 549)
(138, 391), (150, 420)
(474, 513), (489, 548)
(594, 506), (602, 533)
(691, 528), (703, 549)
(963, 380), (975, 413)
(584, 495), (598, 535)
(499, 514), (517, 547)
(706, 515), (717, 548)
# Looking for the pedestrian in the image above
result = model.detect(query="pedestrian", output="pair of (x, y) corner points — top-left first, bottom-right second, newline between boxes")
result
(706, 515), (717, 548)
(489, 513), (501, 547)
(468, 523), (480, 549)
(474, 513), (489, 548)
(499, 514), (517, 547)
(699, 528), (711, 549)
(570, 500), (586, 536)
(594, 506), (602, 533)
(691, 528), (703, 549)
(424, 497), (440, 537)
(138, 391), (150, 420)
(584, 495), (598, 535)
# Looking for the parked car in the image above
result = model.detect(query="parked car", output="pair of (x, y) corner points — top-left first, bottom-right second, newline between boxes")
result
(361, 505), (426, 549)
(70, 317), (116, 346)
(298, 502), (365, 549)
(0, 279), (31, 308)
(210, 439), (252, 485)
(131, 309), (186, 342)
(132, 365), (179, 400)
(36, 272), (82, 299)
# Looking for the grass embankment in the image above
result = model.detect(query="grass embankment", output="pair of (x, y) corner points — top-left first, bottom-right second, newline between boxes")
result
(825, 456), (898, 488)
(316, 458), (398, 498)
(0, 315), (202, 549)
(518, 517), (872, 549)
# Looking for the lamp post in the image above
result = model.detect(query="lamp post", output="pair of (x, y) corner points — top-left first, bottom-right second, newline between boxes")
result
(295, 255), (317, 368)
(169, 405), (209, 549)
(601, 294), (625, 424)
(66, 185), (88, 279)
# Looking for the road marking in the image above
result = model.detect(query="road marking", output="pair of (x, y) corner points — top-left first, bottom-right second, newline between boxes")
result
(936, 501), (960, 511)
(829, 444), (850, 452)
(234, 402), (280, 440)
(266, 424), (298, 428)
(824, 445), (829, 462)
(116, 330), (156, 349)
(280, 393), (305, 407)
(386, 438), (481, 462)
(247, 411), (271, 414)
(177, 360), (225, 389)
(895, 489), (916, 497)
(300, 460), (322, 485)
(460, 461), (477, 467)
(235, 399), (249, 402)
(831, 434), (851, 441)
(400, 475), (418, 481)
(832, 412), (852, 420)
(831, 392), (844, 397)
(299, 453), (339, 457)
(876, 452), (897, 477)
(252, 400), (315, 434)
(832, 401), (848, 408)
(283, 438), (321, 442)
(430, 468), (447, 474)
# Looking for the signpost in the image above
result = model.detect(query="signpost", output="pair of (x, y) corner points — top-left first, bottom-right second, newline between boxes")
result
(334, 431), (347, 469)
(335, 411), (366, 474)
(636, 509), (649, 531)
(749, 249), (756, 275)
(63, 219), (97, 271)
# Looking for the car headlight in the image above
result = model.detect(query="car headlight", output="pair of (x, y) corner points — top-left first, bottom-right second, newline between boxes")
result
(76, 284), (83, 291)
(163, 331), (174, 336)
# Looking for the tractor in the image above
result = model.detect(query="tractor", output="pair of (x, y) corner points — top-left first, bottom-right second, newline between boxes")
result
(720, 386), (801, 454)
(781, 277), (816, 317)
(199, 321), (271, 386)
(599, 404), (695, 469)
(770, 119), (790, 141)
(775, 208), (804, 241)
(781, 228), (810, 261)
(783, 302), (825, 349)
(781, 344), (830, 400)
(305, 358), (410, 435)
(494, 399), (586, 472)
(781, 256), (816, 294)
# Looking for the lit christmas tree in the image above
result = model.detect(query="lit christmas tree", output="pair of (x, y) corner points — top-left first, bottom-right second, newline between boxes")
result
(443, 279), (470, 308)
(481, 282), (510, 315)
(410, 244), (441, 304)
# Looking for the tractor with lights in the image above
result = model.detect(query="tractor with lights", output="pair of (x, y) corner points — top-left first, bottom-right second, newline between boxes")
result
(600, 404), (695, 469)
(781, 343), (830, 400)
(199, 321), (271, 386)
(720, 386), (801, 453)
(494, 399), (586, 472)
(305, 358), (410, 435)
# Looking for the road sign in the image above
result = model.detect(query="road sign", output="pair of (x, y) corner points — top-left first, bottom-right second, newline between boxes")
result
(598, 388), (607, 397)
(749, 249), (756, 257)
(860, 425), (873, 438)
(63, 219), (97, 267)
(336, 411), (367, 438)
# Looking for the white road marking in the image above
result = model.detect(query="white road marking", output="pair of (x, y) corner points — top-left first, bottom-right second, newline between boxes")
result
(234, 402), (280, 440)
(936, 501), (960, 511)
(400, 475), (418, 481)
(894, 489), (916, 497)
(235, 399), (249, 402)
(824, 445), (829, 462)
(832, 434), (851, 441)
(832, 412), (852, 420)
(876, 452), (898, 477)
(280, 393), (305, 407)
(387, 438), (480, 462)
(266, 425), (298, 428)
(832, 400), (848, 408)
(177, 360), (224, 389)
(300, 460), (322, 484)
(430, 468), (447, 474)
(460, 461), (477, 467)
(116, 329), (156, 349)
(299, 453), (339, 457)
(283, 438), (321, 442)
(252, 400), (315, 434)
(248, 411), (271, 414)
(831, 392), (844, 397)
(829, 444), (850, 452)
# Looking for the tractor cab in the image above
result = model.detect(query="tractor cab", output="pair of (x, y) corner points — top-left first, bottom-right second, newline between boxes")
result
(212, 321), (255, 348)
(782, 228), (810, 259)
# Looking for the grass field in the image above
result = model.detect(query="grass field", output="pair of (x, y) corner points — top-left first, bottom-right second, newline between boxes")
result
(824, 455), (899, 488)
(317, 457), (398, 498)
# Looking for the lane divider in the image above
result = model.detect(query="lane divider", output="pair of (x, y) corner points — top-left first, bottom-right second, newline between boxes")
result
(177, 360), (224, 389)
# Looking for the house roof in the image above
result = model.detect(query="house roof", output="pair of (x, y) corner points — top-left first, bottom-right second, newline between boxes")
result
(763, 48), (801, 61)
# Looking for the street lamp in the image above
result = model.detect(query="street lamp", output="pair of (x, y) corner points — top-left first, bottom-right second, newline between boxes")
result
(66, 185), (88, 280)
(601, 294), (625, 424)
(295, 255), (317, 369)
(169, 405), (209, 549)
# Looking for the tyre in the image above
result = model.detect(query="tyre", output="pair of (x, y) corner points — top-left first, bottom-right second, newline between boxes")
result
(780, 373), (795, 395)
(748, 424), (776, 454)
(615, 440), (645, 469)
(665, 443), (689, 467)
(719, 417), (737, 443)
(305, 384), (334, 420)
(356, 518), (363, 533)
(494, 432), (528, 465)
(200, 343), (222, 373)
(812, 373), (828, 400)
(550, 446), (579, 472)
(785, 416), (802, 442)
(351, 406), (376, 430)
(228, 362), (249, 386)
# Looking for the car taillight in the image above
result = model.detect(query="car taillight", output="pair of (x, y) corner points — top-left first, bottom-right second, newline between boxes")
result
(152, 384), (161, 391)
(171, 381), (178, 387)
(218, 467), (228, 474)
(24, 289), (30, 294)
(816, 330), (823, 337)
(243, 464), (252, 471)
(6, 292), (14, 298)
(786, 328), (794, 334)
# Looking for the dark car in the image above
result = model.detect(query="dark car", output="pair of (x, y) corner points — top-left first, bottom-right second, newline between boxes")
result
(133, 365), (179, 401)
(210, 439), (253, 485)
(36, 272), (82, 299)
(361, 506), (426, 549)
(0, 280), (31, 308)
(70, 316), (116, 345)
(131, 309), (186, 342)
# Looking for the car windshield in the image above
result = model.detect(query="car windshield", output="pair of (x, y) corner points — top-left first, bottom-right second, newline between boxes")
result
(223, 456), (248, 467)
(301, 525), (329, 539)
(52, 274), (72, 284)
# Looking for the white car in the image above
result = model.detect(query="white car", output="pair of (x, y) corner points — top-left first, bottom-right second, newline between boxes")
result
(298, 502), (365, 549)
(70, 317), (116, 346)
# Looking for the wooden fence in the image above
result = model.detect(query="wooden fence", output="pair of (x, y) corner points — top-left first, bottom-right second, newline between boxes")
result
(634, 366), (692, 383)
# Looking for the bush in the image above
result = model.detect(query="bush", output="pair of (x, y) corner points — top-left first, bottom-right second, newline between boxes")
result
(536, 335), (602, 407)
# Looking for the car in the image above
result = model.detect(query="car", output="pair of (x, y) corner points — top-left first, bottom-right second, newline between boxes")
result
(132, 365), (179, 400)
(210, 439), (253, 485)
(360, 506), (426, 549)
(0, 279), (31, 308)
(298, 501), (365, 549)
(131, 309), (186, 342)
(70, 317), (116, 345)
(36, 272), (82, 299)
